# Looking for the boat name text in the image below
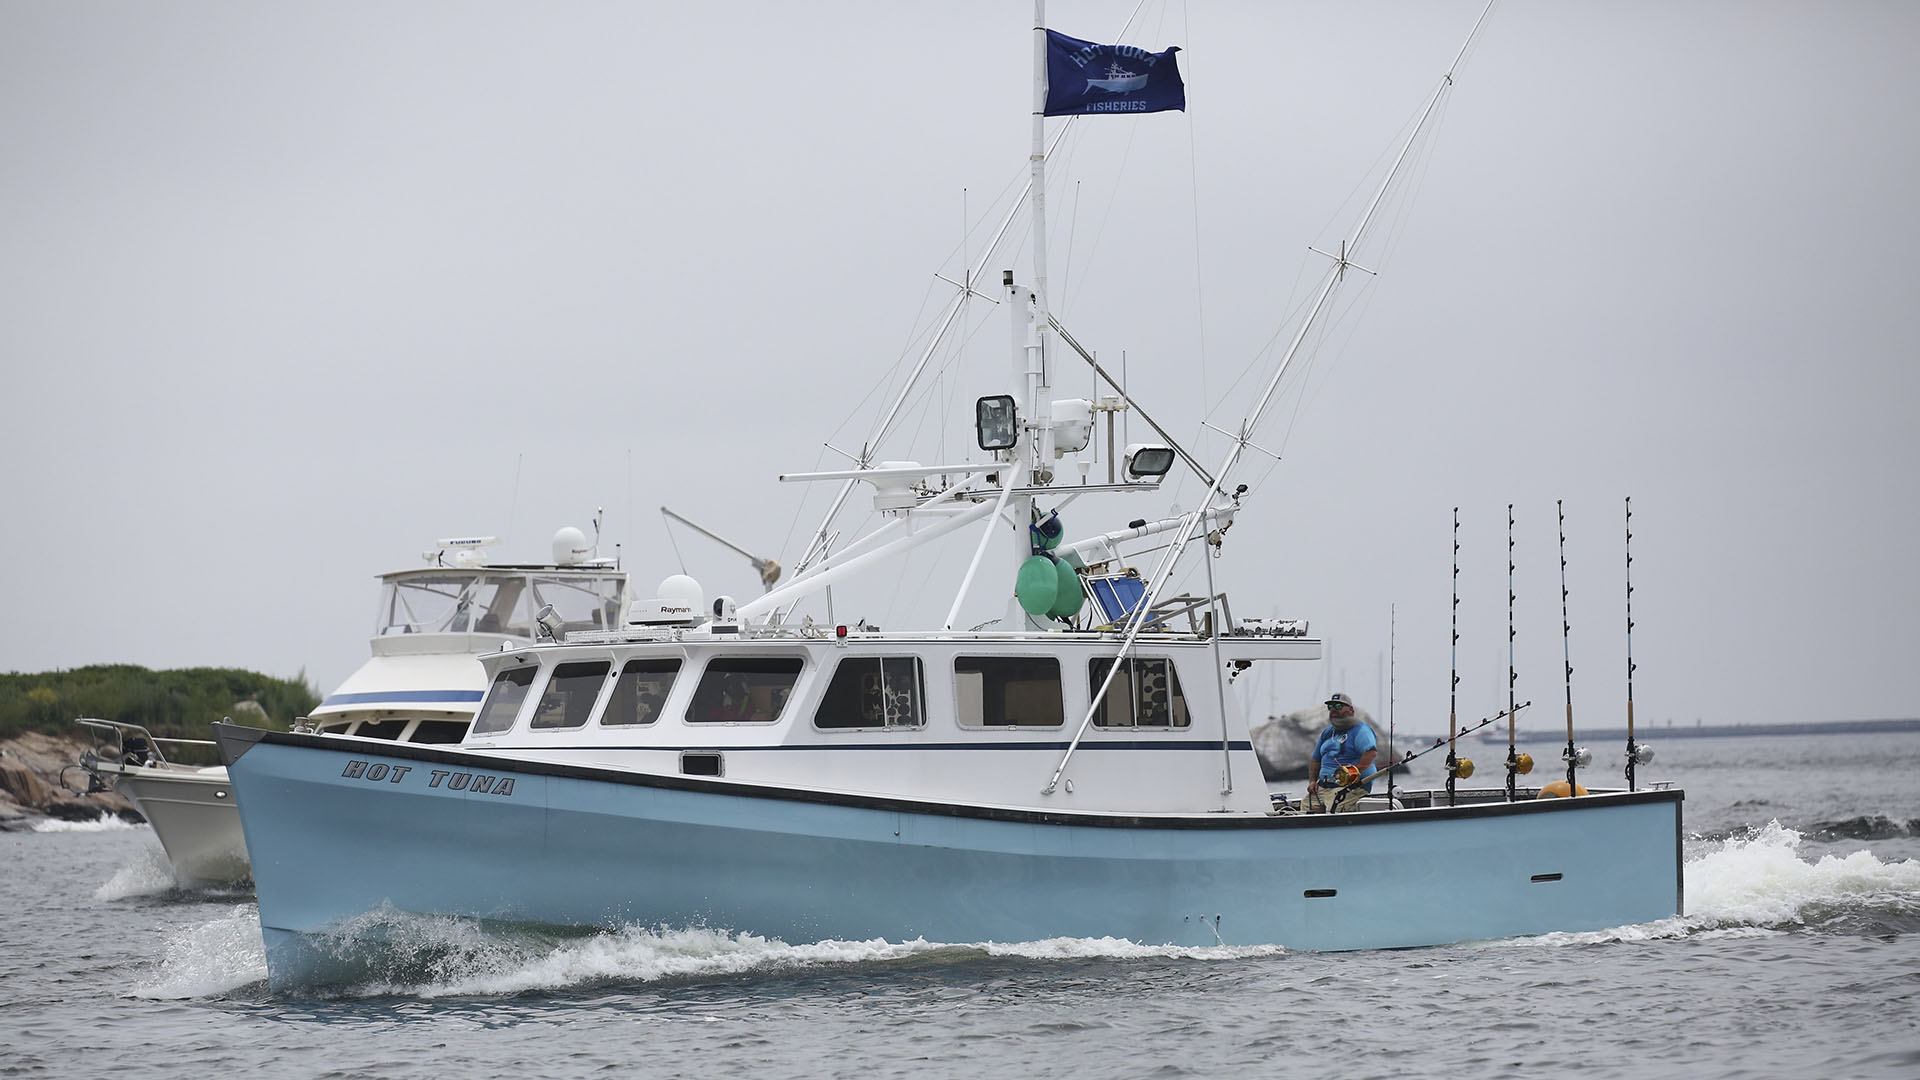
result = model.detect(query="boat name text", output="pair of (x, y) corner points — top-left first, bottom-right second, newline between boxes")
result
(340, 759), (517, 796)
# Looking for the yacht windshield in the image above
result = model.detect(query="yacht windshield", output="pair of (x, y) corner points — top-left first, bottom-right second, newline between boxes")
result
(378, 574), (483, 635)
(526, 575), (625, 635)
(377, 572), (623, 637)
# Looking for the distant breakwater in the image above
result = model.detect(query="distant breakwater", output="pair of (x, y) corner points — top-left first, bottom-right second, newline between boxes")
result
(1440, 717), (1920, 742)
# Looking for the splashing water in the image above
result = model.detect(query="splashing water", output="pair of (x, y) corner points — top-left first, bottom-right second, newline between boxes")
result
(94, 843), (180, 901)
(1685, 820), (1920, 928)
(1506, 821), (1920, 948)
(135, 906), (269, 999)
(31, 815), (144, 833)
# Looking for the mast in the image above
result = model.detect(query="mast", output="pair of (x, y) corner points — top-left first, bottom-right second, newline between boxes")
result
(1045, 1), (1500, 796)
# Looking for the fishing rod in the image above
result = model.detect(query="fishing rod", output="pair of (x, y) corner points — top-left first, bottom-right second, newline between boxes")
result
(1504, 504), (1525, 802)
(1387, 603), (1397, 804)
(1558, 500), (1579, 793)
(1625, 496), (1648, 789)
(1446, 508), (1461, 807)
(1389, 701), (1533, 774)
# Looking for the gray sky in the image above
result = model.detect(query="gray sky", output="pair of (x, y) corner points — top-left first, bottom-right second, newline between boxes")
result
(3, 1), (1915, 737)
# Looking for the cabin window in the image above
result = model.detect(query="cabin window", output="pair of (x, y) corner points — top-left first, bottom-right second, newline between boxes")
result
(687, 657), (803, 724)
(815, 657), (924, 729)
(600, 658), (682, 727)
(347, 718), (407, 741)
(470, 666), (537, 736)
(530, 660), (611, 730)
(1088, 657), (1190, 728)
(408, 719), (468, 744)
(954, 656), (1063, 728)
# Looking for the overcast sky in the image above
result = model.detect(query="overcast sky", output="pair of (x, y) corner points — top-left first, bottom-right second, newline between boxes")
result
(3, 1), (1915, 738)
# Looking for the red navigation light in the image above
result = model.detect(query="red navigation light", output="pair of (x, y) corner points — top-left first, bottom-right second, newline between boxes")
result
(835, 624), (848, 638)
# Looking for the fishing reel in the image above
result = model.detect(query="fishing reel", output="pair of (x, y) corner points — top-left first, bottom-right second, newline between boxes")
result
(1508, 752), (1534, 775)
(1334, 764), (1362, 787)
(1450, 756), (1475, 780)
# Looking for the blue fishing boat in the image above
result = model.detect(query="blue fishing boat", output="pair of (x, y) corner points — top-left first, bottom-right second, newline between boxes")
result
(218, 2), (1682, 990)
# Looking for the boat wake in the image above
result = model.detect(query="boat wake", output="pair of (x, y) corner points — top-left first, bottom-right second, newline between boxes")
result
(137, 905), (1285, 1000)
(1505, 820), (1920, 948)
(93, 843), (252, 903)
(31, 815), (144, 833)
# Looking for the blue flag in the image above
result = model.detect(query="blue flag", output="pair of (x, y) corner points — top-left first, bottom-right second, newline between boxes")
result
(1043, 29), (1185, 117)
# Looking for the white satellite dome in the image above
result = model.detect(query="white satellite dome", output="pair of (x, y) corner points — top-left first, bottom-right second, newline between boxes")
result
(551, 526), (591, 565)
(656, 574), (704, 606)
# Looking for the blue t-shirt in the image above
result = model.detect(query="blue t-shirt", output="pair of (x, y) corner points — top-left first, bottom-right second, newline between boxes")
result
(1314, 723), (1378, 786)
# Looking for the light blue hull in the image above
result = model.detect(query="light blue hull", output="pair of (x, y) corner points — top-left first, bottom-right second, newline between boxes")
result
(220, 730), (1682, 990)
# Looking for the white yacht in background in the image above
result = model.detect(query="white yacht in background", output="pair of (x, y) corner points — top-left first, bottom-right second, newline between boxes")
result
(76, 524), (629, 887)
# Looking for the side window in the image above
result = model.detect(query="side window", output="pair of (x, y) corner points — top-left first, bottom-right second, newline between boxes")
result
(954, 656), (1063, 728)
(530, 660), (611, 730)
(687, 657), (804, 724)
(816, 657), (924, 729)
(1089, 657), (1189, 728)
(601, 658), (681, 727)
(470, 666), (537, 736)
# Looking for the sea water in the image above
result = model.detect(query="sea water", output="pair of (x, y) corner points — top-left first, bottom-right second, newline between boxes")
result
(3, 732), (1916, 1080)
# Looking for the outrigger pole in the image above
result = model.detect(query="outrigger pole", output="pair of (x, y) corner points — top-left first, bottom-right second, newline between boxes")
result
(1046, 1), (1500, 797)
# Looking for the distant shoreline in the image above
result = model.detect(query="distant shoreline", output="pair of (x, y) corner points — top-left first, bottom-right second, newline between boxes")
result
(1424, 717), (1920, 742)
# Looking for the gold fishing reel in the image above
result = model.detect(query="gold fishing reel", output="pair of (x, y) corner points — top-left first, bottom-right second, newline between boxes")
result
(1334, 764), (1363, 787)
(1451, 756), (1475, 780)
(1512, 753), (1534, 775)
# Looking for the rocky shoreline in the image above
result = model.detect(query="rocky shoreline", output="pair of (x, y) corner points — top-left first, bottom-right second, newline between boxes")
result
(0, 732), (140, 830)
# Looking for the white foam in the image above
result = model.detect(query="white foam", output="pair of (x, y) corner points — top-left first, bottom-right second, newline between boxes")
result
(1686, 820), (1920, 927)
(132, 906), (268, 999)
(377, 923), (940, 998)
(94, 843), (180, 901)
(31, 815), (145, 833)
(1496, 820), (1920, 948)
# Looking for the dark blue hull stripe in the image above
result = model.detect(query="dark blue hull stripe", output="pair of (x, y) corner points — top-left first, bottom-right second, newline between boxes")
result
(320, 690), (486, 706)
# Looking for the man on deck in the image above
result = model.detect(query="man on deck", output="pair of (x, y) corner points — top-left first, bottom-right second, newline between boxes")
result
(1304, 692), (1378, 813)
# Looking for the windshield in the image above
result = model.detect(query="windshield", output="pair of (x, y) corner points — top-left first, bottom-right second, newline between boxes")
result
(526, 575), (626, 635)
(378, 574), (483, 635)
(377, 572), (624, 637)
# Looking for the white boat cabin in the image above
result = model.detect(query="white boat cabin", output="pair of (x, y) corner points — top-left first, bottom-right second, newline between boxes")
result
(458, 616), (1317, 816)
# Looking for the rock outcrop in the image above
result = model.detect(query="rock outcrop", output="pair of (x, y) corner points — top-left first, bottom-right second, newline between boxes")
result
(0, 732), (138, 829)
(1250, 704), (1401, 782)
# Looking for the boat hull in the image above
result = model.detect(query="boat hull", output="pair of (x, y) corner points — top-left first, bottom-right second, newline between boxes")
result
(108, 765), (249, 887)
(219, 728), (1683, 990)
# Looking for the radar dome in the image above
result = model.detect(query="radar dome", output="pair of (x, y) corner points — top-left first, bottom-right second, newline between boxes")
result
(656, 574), (705, 608)
(551, 526), (591, 565)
